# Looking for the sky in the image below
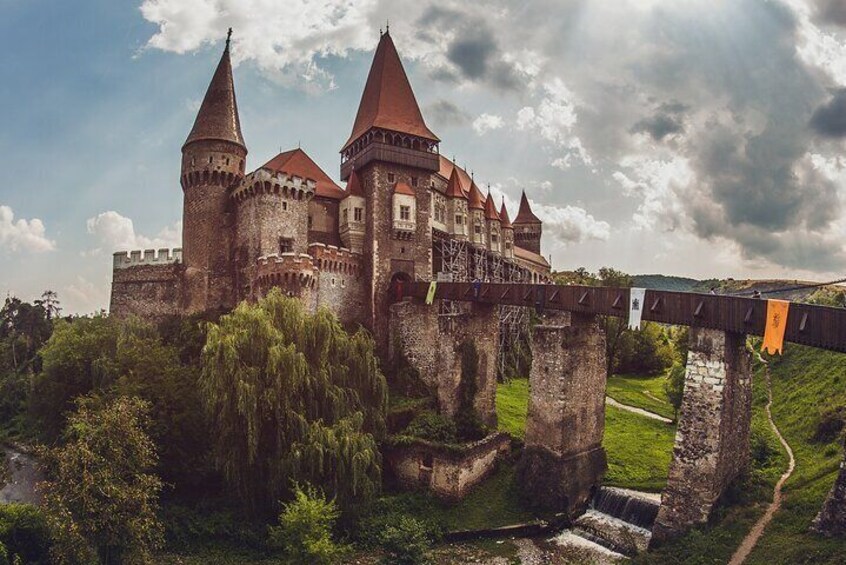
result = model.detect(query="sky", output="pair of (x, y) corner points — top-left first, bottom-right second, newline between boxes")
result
(3, 0), (846, 313)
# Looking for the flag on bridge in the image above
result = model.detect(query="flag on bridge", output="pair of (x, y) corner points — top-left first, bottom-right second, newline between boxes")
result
(425, 281), (438, 305)
(629, 288), (646, 330)
(762, 299), (790, 355)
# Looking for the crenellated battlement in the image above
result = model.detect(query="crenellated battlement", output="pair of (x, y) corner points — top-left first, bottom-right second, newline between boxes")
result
(113, 248), (183, 270)
(231, 167), (317, 203)
(308, 243), (363, 276)
(251, 252), (316, 288)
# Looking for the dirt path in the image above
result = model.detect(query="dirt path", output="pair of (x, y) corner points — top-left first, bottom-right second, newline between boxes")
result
(605, 396), (673, 424)
(727, 361), (795, 565)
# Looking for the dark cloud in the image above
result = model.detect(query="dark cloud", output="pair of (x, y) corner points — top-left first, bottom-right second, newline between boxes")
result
(425, 99), (470, 127)
(810, 90), (846, 138)
(631, 113), (685, 141)
(813, 0), (846, 27)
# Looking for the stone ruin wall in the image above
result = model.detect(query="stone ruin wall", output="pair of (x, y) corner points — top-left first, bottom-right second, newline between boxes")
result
(388, 299), (499, 427)
(110, 249), (184, 320)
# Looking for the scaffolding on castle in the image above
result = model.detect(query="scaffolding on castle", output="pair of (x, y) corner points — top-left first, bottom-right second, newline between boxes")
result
(471, 246), (488, 282)
(498, 261), (529, 379)
(437, 237), (468, 332)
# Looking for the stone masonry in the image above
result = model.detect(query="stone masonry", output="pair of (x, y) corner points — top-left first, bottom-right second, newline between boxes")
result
(811, 454), (846, 536)
(651, 327), (752, 545)
(518, 313), (608, 517)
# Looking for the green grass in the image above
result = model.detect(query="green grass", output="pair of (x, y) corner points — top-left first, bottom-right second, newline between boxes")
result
(497, 377), (676, 492)
(606, 373), (677, 420)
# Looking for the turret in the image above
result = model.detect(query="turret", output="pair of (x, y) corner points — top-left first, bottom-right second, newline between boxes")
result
(340, 168), (366, 253)
(445, 167), (468, 240)
(484, 192), (502, 254)
(512, 191), (542, 255)
(499, 198), (514, 259)
(180, 29), (247, 312)
(467, 181), (486, 247)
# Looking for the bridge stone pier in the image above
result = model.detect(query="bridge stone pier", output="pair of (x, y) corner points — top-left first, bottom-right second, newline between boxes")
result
(652, 327), (752, 545)
(517, 312), (608, 517)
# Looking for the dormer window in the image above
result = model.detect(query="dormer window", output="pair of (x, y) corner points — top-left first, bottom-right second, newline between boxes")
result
(354, 208), (363, 222)
(400, 206), (411, 221)
(388, 173), (396, 183)
(279, 238), (293, 254)
(411, 177), (418, 187)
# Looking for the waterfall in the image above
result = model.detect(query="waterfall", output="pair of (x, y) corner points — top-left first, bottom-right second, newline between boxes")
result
(591, 486), (661, 529)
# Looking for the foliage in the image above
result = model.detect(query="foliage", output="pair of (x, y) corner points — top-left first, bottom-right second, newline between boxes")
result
(40, 396), (163, 564)
(0, 540), (6, 565)
(0, 294), (53, 375)
(0, 503), (51, 564)
(807, 287), (846, 308)
(267, 484), (347, 565)
(378, 515), (434, 565)
(200, 290), (387, 515)
(664, 362), (686, 421)
(498, 321), (532, 383)
(614, 322), (675, 375)
(404, 412), (457, 443)
(160, 504), (262, 549)
(389, 335), (431, 399)
(812, 404), (846, 444)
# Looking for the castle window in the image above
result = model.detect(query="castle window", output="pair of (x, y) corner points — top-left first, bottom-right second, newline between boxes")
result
(279, 238), (293, 254)
(456, 214), (463, 225)
(308, 215), (313, 228)
(226, 157), (230, 166)
(209, 156), (213, 164)
(341, 279), (346, 288)
(411, 177), (418, 187)
(492, 234), (498, 244)
(354, 207), (363, 222)
(387, 173), (395, 183)
(506, 242), (512, 250)
(474, 223), (481, 234)
(400, 206), (411, 221)
(283, 201), (288, 211)
(331, 278), (336, 287)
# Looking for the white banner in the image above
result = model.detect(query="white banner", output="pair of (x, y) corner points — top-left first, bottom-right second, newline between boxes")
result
(629, 288), (646, 330)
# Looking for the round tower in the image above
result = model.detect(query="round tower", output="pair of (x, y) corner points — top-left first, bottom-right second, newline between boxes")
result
(180, 30), (247, 313)
(512, 191), (542, 255)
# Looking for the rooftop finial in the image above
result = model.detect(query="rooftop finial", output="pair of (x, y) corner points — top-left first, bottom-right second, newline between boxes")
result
(386, 19), (390, 33)
(226, 28), (233, 49)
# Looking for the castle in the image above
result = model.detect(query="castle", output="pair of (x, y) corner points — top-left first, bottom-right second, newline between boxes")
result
(109, 30), (550, 352)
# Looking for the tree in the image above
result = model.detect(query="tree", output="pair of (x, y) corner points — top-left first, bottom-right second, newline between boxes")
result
(268, 484), (347, 565)
(40, 396), (163, 564)
(0, 295), (52, 374)
(35, 291), (61, 321)
(201, 290), (387, 515)
(615, 322), (675, 375)
(665, 362), (686, 421)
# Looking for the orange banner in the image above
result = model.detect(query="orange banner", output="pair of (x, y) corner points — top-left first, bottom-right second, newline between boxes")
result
(762, 299), (790, 355)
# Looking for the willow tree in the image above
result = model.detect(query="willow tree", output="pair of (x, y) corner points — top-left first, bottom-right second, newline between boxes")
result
(201, 290), (388, 515)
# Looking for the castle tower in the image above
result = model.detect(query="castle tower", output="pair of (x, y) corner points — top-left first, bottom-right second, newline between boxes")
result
(500, 198), (514, 259)
(467, 181), (486, 248)
(512, 191), (542, 254)
(484, 193), (502, 254)
(445, 167), (468, 240)
(340, 168), (366, 253)
(180, 30), (247, 312)
(340, 30), (440, 353)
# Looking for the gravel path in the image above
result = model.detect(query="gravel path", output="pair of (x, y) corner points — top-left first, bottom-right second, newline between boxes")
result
(727, 360), (795, 565)
(605, 396), (673, 424)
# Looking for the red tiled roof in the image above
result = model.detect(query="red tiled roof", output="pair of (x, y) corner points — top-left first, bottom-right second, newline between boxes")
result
(393, 181), (415, 196)
(467, 181), (485, 210)
(344, 168), (365, 198)
(342, 32), (439, 152)
(262, 148), (345, 200)
(514, 246), (550, 268)
(499, 198), (513, 229)
(184, 41), (246, 150)
(513, 191), (541, 224)
(484, 193), (501, 221)
(437, 156), (472, 196)
(445, 167), (467, 199)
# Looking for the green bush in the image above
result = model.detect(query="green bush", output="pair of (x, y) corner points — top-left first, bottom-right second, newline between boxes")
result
(0, 503), (51, 564)
(161, 504), (262, 549)
(379, 515), (434, 565)
(0, 540), (7, 565)
(267, 484), (347, 565)
(750, 428), (776, 466)
(813, 405), (846, 444)
(404, 412), (457, 443)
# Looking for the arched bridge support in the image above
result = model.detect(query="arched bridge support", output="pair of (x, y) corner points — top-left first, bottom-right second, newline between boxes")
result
(517, 312), (608, 517)
(652, 327), (752, 545)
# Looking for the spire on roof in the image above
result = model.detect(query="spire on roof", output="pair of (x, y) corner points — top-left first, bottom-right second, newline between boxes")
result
(342, 31), (439, 151)
(499, 197), (513, 229)
(484, 193), (501, 221)
(345, 167), (365, 198)
(468, 181), (484, 210)
(184, 31), (245, 150)
(445, 167), (466, 199)
(513, 191), (541, 224)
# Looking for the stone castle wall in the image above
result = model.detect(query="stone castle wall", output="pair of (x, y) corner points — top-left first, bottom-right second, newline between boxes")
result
(309, 197), (341, 247)
(309, 243), (367, 328)
(110, 252), (184, 321)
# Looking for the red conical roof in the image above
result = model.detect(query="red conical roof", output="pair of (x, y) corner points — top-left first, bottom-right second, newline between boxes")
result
(262, 148), (344, 199)
(513, 191), (541, 224)
(393, 181), (415, 196)
(184, 38), (245, 150)
(445, 168), (467, 199)
(342, 31), (439, 151)
(467, 181), (485, 210)
(344, 168), (365, 198)
(499, 198), (513, 229)
(484, 193), (501, 221)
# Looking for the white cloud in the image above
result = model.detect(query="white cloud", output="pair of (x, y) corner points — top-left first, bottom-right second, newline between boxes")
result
(140, 0), (377, 90)
(472, 113), (504, 135)
(63, 276), (111, 315)
(533, 201), (611, 245)
(613, 154), (694, 231)
(0, 205), (56, 253)
(86, 211), (181, 255)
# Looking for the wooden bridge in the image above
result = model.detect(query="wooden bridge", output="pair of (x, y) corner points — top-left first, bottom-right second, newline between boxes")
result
(400, 281), (846, 353)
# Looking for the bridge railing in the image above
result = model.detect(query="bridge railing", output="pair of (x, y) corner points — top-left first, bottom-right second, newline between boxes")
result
(400, 281), (846, 353)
